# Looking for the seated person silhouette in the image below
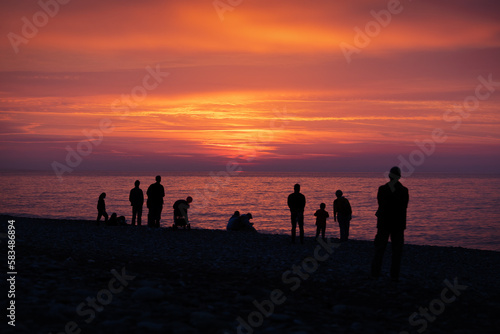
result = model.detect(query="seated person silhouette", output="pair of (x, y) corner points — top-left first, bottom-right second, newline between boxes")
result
(173, 196), (193, 230)
(227, 212), (255, 232)
(226, 211), (240, 230)
(107, 213), (127, 226)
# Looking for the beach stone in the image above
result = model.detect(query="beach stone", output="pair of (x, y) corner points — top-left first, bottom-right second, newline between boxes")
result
(170, 321), (198, 334)
(189, 311), (218, 328)
(102, 318), (128, 327)
(262, 326), (285, 333)
(293, 319), (306, 325)
(333, 304), (347, 314)
(161, 302), (188, 319)
(139, 311), (152, 318)
(48, 303), (75, 316)
(270, 313), (292, 322)
(12, 323), (29, 332)
(137, 321), (164, 331)
(350, 322), (363, 331)
(235, 294), (255, 303)
(137, 279), (160, 287)
(132, 287), (165, 301)
(159, 284), (174, 294)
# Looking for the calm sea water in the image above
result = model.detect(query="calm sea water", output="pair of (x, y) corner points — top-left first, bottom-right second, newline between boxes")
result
(1, 171), (499, 251)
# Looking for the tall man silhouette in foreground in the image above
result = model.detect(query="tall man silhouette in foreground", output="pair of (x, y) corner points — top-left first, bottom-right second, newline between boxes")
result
(288, 183), (306, 244)
(371, 166), (409, 281)
(147, 175), (165, 228)
(129, 180), (144, 226)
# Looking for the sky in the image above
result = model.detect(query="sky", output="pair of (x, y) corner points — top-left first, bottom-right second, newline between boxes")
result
(1, 0), (499, 175)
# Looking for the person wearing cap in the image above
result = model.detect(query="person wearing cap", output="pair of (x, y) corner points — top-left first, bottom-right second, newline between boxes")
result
(371, 166), (409, 281)
(173, 196), (193, 229)
(333, 190), (352, 242)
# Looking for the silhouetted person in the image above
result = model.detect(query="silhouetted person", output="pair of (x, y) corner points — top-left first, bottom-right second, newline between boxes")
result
(371, 166), (409, 281)
(227, 212), (255, 231)
(147, 175), (165, 228)
(239, 213), (255, 232)
(288, 184), (306, 244)
(96, 192), (108, 225)
(314, 203), (329, 241)
(107, 213), (127, 226)
(129, 180), (144, 226)
(173, 196), (193, 229)
(226, 211), (240, 231)
(333, 190), (352, 242)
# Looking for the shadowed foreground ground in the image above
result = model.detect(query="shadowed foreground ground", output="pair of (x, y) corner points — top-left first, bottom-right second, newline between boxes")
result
(1, 215), (499, 334)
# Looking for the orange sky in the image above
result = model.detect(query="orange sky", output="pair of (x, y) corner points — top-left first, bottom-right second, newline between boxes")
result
(1, 0), (499, 173)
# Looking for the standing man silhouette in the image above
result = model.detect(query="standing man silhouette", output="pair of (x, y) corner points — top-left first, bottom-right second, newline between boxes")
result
(371, 166), (409, 281)
(129, 180), (144, 226)
(288, 183), (306, 244)
(333, 190), (352, 242)
(147, 175), (165, 228)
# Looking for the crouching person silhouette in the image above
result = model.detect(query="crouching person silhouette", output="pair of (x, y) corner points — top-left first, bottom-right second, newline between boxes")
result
(173, 196), (193, 230)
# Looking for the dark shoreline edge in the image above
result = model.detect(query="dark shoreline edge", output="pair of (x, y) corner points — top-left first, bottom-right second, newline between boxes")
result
(2, 214), (498, 253)
(1, 215), (499, 333)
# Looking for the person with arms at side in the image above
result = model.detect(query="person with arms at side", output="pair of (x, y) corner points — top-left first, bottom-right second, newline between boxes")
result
(314, 203), (329, 241)
(129, 180), (144, 226)
(147, 175), (165, 228)
(96, 192), (108, 225)
(371, 166), (409, 282)
(288, 183), (306, 244)
(333, 190), (352, 242)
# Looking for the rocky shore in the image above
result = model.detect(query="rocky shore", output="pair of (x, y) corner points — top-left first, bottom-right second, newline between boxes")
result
(1, 215), (499, 334)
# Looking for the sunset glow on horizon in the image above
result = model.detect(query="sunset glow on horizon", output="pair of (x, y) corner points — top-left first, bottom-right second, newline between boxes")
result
(1, 0), (500, 174)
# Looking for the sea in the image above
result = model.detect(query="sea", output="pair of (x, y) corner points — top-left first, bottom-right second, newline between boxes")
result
(1, 171), (499, 251)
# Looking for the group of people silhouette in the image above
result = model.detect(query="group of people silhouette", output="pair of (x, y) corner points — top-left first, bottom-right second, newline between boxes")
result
(287, 166), (408, 281)
(287, 184), (353, 244)
(96, 166), (409, 281)
(96, 175), (192, 229)
(226, 211), (255, 232)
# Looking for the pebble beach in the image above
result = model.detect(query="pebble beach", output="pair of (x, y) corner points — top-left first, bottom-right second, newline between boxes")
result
(2, 215), (499, 334)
